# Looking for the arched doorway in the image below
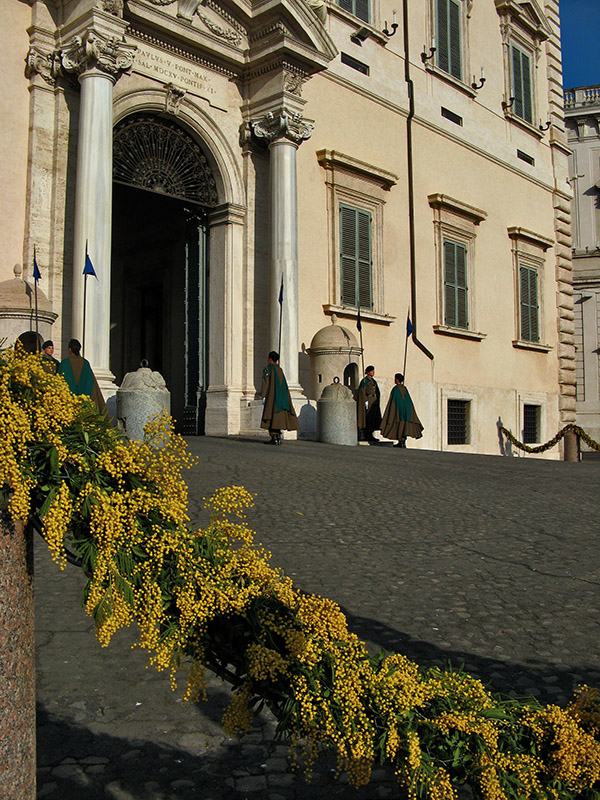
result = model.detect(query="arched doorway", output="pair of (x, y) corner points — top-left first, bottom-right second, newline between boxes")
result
(111, 114), (218, 433)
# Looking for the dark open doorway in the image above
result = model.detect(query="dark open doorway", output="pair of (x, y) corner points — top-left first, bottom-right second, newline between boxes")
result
(110, 183), (208, 434)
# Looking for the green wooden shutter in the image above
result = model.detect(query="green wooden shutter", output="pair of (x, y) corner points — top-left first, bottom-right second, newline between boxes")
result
(519, 265), (539, 342)
(436, 0), (461, 80)
(337, 0), (369, 22)
(340, 204), (372, 309)
(511, 44), (533, 124)
(443, 239), (468, 328)
(355, 0), (369, 23)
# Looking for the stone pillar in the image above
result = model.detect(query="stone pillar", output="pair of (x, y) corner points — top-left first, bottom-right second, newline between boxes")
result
(252, 111), (313, 392)
(0, 520), (35, 800)
(61, 20), (135, 391)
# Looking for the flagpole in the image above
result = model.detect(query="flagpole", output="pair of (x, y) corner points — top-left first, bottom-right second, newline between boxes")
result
(81, 240), (98, 359)
(357, 306), (365, 375)
(33, 248), (39, 345)
(82, 240), (88, 357)
(403, 307), (410, 377)
(278, 274), (283, 356)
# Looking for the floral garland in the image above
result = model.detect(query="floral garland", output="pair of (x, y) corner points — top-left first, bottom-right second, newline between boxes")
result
(500, 423), (600, 455)
(2, 347), (600, 800)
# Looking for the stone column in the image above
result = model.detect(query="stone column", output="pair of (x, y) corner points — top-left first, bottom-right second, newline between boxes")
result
(252, 111), (313, 392)
(61, 23), (135, 389)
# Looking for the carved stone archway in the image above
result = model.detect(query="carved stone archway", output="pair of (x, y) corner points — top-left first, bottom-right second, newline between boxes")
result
(111, 114), (219, 434)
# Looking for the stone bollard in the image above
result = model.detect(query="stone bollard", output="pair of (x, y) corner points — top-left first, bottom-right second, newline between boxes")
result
(317, 378), (358, 446)
(563, 430), (580, 462)
(116, 365), (171, 442)
(0, 519), (35, 800)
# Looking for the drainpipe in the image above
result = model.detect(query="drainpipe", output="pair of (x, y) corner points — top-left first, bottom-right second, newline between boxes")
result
(403, 0), (434, 362)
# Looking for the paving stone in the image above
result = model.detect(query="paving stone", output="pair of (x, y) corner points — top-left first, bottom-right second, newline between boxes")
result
(34, 437), (600, 798)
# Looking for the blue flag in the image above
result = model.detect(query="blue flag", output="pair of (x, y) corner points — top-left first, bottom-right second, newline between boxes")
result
(278, 275), (283, 305)
(406, 314), (413, 336)
(356, 306), (362, 332)
(33, 248), (41, 282)
(83, 253), (97, 278)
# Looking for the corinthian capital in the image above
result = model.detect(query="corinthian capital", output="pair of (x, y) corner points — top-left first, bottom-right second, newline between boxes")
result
(61, 29), (136, 79)
(25, 46), (61, 86)
(251, 110), (314, 145)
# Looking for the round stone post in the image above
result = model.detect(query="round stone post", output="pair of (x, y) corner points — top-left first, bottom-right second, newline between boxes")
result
(0, 520), (35, 799)
(563, 430), (580, 461)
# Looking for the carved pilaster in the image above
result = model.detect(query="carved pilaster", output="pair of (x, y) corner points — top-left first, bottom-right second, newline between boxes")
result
(24, 46), (60, 86)
(60, 28), (136, 80)
(251, 110), (313, 146)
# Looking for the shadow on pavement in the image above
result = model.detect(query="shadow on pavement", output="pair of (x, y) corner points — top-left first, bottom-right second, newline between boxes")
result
(342, 607), (591, 705)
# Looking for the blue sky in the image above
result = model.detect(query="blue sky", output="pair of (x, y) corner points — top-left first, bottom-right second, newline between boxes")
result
(559, 0), (600, 89)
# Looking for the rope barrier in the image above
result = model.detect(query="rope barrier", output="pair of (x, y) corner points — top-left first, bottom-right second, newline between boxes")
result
(500, 423), (600, 454)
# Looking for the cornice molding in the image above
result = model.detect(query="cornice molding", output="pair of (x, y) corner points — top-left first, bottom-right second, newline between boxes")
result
(428, 194), (487, 224)
(316, 149), (398, 190)
(507, 225), (554, 250)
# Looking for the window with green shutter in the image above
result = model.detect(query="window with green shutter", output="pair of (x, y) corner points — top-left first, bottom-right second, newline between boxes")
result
(443, 238), (468, 328)
(340, 204), (373, 310)
(436, 0), (462, 80)
(337, 0), (369, 23)
(519, 264), (539, 342)
(511, 44), (533, 124)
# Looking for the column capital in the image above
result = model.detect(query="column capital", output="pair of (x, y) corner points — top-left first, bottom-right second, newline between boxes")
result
(251, 110), (314, 146)
(24, 46), (61, 86)
(60, 28), (136, 81)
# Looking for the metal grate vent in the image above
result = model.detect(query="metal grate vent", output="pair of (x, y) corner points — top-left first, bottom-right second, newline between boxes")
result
(113, 115), (218, 206)
(523, 404), (539, 444)
(447, 399), (469, 444)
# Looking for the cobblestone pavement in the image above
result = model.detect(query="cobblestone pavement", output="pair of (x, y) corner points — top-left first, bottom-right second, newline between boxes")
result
(36, 436), (600, 799)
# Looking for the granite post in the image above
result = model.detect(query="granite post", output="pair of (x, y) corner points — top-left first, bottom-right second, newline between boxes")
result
(0, 519), (35, 800)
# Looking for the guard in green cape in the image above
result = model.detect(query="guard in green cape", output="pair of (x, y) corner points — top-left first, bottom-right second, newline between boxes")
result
(260, 350), (299, 445)
(380, 372), (423, 448)
(41, 340), (60, 374)
(356, 365), (381, 443)
(58, 338), (107, 414)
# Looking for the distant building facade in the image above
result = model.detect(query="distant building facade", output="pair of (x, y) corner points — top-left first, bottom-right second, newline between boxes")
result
(564, 84), (600, 449)
(0, 0), (575, 456)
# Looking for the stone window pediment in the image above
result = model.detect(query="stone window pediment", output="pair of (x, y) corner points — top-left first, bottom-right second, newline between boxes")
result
(494, 0), (552, 43)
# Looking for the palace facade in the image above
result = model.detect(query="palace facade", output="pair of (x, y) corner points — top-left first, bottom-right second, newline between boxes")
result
(1, 0), (575, 455)
(565, 84), (600, 452)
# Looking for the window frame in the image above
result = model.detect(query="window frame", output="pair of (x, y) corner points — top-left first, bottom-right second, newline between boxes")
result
(508, 226), (553, 352)
(435, 0), (463, 81)
(339, 203), (373, 311)
(510, 40), (533, 125)
(443, 237), (469, 329)
(440, 385), (478, 453)
(337, 0), (369, 23)
(429, 193), (487, 340)
(317, 149), (398, 326)
(518, 262), (539, 343)
(424, 0), (475, 97)
(496, 0), (551, 136)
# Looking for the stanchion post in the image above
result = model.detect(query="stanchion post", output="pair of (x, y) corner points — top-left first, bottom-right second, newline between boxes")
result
(563, 430), (579, 462)
(0, 518), (36, 799)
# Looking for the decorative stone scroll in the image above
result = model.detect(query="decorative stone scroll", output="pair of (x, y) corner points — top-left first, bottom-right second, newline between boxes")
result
(24, 46), (60, 86)
(165, 82), (186, 115)
(251, 110), (314, 145)
(61, 29), (136, 78)
(113, 115), (218, 206)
